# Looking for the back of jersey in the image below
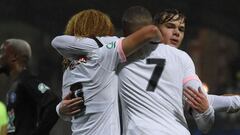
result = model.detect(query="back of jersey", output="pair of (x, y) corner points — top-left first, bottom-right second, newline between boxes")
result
(118, 43), (194, 135)
(52, 36), (122, 135)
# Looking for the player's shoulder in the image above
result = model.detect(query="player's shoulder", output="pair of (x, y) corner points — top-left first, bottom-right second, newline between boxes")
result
(96, 36), (120, 44)
(75, 36), (100, 45)
(160, 44), (189, 56)
(52, 35), (99, 48)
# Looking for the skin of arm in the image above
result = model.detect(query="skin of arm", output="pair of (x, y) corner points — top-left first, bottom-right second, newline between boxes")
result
(184, 88), (240, 113)
(121, 25), (162, 56)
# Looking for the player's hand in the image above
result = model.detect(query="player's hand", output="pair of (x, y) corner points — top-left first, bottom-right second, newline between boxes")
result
(59, 92), (84, 116)
(156, 26), (163, 42)
(150, 25), (163, 43)
(184, 87), (209, 113)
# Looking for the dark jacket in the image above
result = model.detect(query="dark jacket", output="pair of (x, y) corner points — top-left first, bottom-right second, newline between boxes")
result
(6, 69), (60, 135)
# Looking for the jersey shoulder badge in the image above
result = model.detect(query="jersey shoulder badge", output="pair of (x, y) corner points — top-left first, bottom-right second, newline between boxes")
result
(38, 83), (50, 93)
(106, 41), (116, 49)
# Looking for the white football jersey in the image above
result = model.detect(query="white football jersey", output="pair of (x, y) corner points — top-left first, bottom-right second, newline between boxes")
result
(52, 36), (123, 135)
(53, 36), (215, 135)
(118, 43), (197, 135)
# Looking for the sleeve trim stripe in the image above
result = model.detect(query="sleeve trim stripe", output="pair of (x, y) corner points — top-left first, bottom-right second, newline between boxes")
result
(183, 75), (200, 85)
(117, 38), (126, 63)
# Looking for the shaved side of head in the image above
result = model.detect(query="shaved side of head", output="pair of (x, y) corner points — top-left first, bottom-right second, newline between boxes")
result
(5, 39), (32, 65)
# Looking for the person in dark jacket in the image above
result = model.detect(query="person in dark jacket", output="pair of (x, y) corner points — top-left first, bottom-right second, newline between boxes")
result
(0, 38), (60, 135)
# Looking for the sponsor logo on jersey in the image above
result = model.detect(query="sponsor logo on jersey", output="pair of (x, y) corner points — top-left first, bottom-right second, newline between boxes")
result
(38, 83), (50, 93)
(106, 42), (116, 49)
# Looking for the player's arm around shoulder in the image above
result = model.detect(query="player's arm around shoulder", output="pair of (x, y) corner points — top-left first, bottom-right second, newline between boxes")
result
(51, 35), (99, 60)
(181, 51), (215, 133)
(122, 25), (162, 57)
(207, 94), (240, 113)
(96, 25), (161, 69)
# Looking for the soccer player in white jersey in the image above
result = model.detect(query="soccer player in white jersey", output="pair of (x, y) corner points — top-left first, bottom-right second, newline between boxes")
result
(56, 6), (240, 135)
(56, 6), (214, 135)
(52, 9), (162, 135)
(54, 10), (118, 135)
(119, 7), (240, 134)
(117, 6), (215, 135)
(153, 9), (240, 114)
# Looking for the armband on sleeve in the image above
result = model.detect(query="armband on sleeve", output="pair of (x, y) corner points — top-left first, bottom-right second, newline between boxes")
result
(183, 75), (202, 90)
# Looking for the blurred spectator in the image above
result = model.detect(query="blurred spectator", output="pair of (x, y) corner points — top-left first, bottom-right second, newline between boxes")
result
(0, 39), (60, 135)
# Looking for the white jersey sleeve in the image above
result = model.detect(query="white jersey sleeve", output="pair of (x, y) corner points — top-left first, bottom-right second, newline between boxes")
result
(51, 35), (120, 60)
(93, 39), (126, 70)
(51, 35), (101, 60)
(52, 35), (124, 135)
(208, 94), (240, 113)
(181, 52), (215, 133)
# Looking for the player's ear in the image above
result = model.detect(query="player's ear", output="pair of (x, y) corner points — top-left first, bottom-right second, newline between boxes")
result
(11, 54), (17, 62)
(8, 53), (18, 63)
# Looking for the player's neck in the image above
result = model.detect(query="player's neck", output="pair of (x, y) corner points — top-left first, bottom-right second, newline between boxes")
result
(10, 64), (26, 80)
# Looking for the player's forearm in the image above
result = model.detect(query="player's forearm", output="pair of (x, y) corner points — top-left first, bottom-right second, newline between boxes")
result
(208, 94), (240, 113)
(192, 106), (215, 133)
(51, 35), (77, 59)
(122, 25), (161, 56)
(51, 35), (92, 60)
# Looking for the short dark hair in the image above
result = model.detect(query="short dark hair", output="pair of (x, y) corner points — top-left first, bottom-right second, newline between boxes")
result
(5, 39), (32, 65)
(122, 6), (153, 36)
(153, 9), (186, 25)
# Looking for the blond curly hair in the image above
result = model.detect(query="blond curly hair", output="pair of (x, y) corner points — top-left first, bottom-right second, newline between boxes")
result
(62, 9), (115, 68)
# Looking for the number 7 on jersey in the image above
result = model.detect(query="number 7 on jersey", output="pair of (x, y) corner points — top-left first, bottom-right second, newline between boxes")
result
(146, 58), (166, 92)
